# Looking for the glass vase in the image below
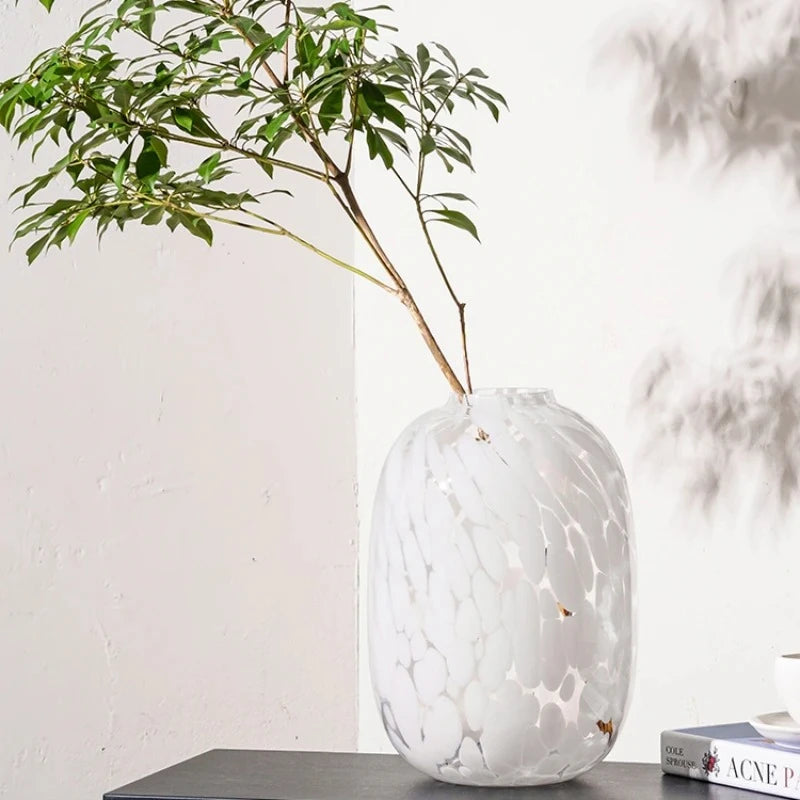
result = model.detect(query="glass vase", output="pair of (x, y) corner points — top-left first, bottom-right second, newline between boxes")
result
(368, 388), (634, 787)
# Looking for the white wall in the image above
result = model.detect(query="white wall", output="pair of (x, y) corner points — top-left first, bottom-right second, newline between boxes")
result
(0, 4), (358, 799)
(6, 0), (800, 788)
(355, 0), (800, 762)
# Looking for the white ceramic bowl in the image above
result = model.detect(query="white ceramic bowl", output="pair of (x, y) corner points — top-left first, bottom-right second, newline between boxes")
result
(751, 712), (800, 751)
(775, 654), (800, 725)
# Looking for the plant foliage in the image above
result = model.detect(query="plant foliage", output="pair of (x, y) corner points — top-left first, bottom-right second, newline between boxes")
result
(1, 0), (507, 394)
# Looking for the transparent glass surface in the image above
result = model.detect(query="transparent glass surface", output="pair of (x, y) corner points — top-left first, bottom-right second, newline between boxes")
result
(368, 389), (635, 786)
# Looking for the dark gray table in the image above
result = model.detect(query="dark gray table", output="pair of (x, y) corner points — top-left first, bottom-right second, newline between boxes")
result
(104, 750), (757, 799)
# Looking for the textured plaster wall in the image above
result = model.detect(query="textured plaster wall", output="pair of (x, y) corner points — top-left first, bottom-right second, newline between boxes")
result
(0, 3), (358, 799)
(356, 0), (800, 763)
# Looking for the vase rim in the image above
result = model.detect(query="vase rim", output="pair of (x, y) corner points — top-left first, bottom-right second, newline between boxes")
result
(453, 387), (556, 404)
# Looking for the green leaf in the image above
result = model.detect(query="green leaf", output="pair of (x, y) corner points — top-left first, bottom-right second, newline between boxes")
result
(142, 206), (165, 226)
(198, 151), (221, 182)
(420, 133), (436, 155)
(263, 110), (290, 141)
(66, 162), (84, 185)
(166, 211), (213, 245)
(297, 31), (321, 74)
(426, 69), (451, 83)
(360, 81), (387, 119)
(381, 102), (406, 131)
(38, 0), (55, 10)
(476, 83), (508, 108)
(273, 26), (292, 51)
(148, 136), (168, 166)
(318, 84), (345, 133)
(365, 126), (393, 169)
(191, 217), (213, 245)
(435, 149), (454, 173)
(257, 159), (274, 179)
(171, 107), (217, 139)
(113, 142), (134, 189)
(372, 126), (409, 156)
(229, 15), (269, 45)
(365, 125), (379, 160)
(428, 208), (480, 241)
(26, 234), (50, 264)
(235, 71), (252, 90)
(432, 192), (475, 205)
(0, 83), (27, 131)
(417, 43), (430, 76)
(13, 170), (58, 205)
(245, 39), (279, 70)
(433, 42), (458, 71)
(438, 144), (473, 170)
(172, 108), (194, 133)
(136, 140), (161, 182)
(139, 0), (155, 38)
(65, 209), (90, 243)
(444, 127), (472, 154)
(475, 94), (500, 122)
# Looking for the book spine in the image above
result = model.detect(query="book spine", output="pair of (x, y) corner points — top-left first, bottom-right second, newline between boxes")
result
(661, 730), (800, 799)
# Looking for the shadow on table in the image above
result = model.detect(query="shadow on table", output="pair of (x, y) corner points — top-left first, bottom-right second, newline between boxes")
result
(405, 768), (739, 799)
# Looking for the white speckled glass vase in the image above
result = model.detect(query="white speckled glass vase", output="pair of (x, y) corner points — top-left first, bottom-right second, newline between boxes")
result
(368, 388), (634, 787)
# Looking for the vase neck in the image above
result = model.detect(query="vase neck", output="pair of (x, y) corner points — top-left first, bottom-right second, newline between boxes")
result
(449, 387), (556, 409)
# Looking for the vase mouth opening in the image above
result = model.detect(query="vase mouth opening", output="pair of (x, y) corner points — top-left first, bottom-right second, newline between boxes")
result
(453, 387), (556, 405)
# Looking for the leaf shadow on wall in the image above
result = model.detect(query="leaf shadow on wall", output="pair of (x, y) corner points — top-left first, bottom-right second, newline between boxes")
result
(601, 0), (800, 188)
(599, 1), (800, 516)
(632, 244), (800, 515)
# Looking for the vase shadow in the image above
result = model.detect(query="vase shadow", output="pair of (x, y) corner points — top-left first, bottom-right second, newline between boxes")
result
(404, 774), (602, 799)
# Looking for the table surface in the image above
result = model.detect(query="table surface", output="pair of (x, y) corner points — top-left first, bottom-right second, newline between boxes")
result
(104, 750), (758, 800)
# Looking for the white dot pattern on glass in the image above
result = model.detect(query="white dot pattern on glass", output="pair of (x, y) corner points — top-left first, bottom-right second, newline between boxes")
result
(368, 390), (634, 787)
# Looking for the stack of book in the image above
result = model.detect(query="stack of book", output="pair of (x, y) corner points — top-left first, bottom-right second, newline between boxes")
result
(662, 723), (800, 798)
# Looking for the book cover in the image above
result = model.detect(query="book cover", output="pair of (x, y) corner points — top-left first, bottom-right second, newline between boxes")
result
(662, 723), (800, 798)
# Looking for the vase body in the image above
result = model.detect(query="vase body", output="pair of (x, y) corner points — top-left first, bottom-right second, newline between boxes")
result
(368, 389), (634, 787)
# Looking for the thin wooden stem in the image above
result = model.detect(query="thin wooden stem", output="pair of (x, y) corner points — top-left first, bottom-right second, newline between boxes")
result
(390, 166), (415, 200)
(333, 173), (466, 395)
(147, 197), (397, 294)
(128, 27), (274, 95)
(128, 122), (327, 182)
(231, 21), (341, 177)
(416, 201), (473, 393)
(283, 0), (291, 84)
(229, 14), (467, 395)
(403, 72), (474, 392)
(344, 79), (360, 176)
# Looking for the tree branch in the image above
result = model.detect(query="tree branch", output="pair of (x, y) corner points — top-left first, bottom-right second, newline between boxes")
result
(228, 19), (342, 177)
(229, 12), (467, 396)
(344, 77), (361, 176)
(428, 75), (466, 130)
(409, 72), (474, 392)
(333, 172), (466, 395)
(283, 0), (291, 84)
(145, 196), (397, 294)
(390, 165), (414, 199)
(128, 26), (274, 95)
(132, 123), (328, 182)
(416, 199), (473, 393)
